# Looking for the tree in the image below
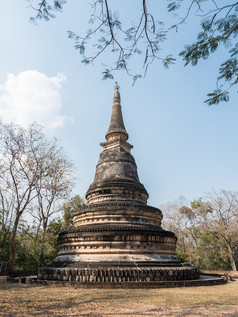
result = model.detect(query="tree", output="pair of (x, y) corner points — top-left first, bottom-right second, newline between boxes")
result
(62, 195), (86, 231)
(27, 0), (238, 103)
(163, 190), (238, 271)
(0, 122), (74, 272)
(0, 123), (42, 271)
(30, 141), (74, 240)
(176, 1), (238, 105)
(0, 188), (15, 264)
(192, 190), (238, 271)
(162, 196), (191, 260)
(28, 137), (74, 266)
(11, 218), (61, 271)
(0, 189), (14, 249)
(162, 196), (211, 267)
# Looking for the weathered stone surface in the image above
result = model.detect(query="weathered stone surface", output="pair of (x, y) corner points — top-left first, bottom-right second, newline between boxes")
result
(105, 88), (128, 141)
(38, 88), (199, 285)
(38, 266), (200, 283)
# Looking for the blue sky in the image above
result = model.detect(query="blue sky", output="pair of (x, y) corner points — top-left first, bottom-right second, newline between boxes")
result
(0, 1), (237, 208)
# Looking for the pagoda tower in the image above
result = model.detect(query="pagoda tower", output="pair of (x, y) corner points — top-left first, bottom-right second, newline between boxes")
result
(38, 88), (199, 284)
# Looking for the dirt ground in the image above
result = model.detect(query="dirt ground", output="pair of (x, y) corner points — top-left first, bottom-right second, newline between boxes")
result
(0, 276), (238, 317)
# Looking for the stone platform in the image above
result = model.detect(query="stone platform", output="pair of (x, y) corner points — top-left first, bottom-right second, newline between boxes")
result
(38, 88), (203, 287)
(38, 266), (199, 283)
(36, 271), (226, 288)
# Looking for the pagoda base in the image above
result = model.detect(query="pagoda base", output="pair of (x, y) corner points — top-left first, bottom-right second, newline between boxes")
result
(38, 265), (199, 283)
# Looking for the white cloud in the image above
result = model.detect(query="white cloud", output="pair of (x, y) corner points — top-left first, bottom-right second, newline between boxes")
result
(0, 70), (66, 128)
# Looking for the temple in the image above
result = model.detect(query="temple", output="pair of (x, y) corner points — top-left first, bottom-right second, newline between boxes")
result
(38, 88), (199, 284)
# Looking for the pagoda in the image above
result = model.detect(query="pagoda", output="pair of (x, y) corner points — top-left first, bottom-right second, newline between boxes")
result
(38, 88), (199, 284)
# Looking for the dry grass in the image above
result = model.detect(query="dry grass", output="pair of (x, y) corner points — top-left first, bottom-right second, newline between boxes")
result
(0, 277), (238, 316)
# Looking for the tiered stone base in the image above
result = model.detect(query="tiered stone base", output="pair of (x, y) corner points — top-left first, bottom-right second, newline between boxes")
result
(38, 266), (199, 283)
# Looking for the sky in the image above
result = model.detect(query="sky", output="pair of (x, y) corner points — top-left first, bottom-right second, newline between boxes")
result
(0, 1), (237, 209)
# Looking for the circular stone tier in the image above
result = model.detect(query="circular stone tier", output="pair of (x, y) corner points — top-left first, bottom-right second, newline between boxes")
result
(53, 224), (181, 266)
(73, 202), (163, 227)
(38, 266), (200, 283)
(86, 179), (149, 205)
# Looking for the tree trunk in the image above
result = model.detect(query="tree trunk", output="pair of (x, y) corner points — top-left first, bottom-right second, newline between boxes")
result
(9, 214), (20, 273)
(42, 220), (48, 241)
(227, 242), (237, 271)
(38, 219), (48, 266)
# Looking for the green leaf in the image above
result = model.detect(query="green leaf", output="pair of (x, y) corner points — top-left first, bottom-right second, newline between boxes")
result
(205, 90), (229, 105)
(81, 58), (90, 65)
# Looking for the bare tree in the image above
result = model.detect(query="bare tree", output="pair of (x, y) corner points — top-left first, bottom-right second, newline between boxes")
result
(162, 196), (205, 264)
(162, 196), (191, 257)
(163, 190), (238, 271)
(0, 122), (74, 272)
(31, 142), (74, 240)
(203, 190), (238, 271)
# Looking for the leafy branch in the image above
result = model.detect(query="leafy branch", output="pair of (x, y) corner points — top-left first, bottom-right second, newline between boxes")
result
(168, 0), (238, 105)
(28, 0), (175, 85)
(28, 0), (238, 104)
(27, 0), (65, 21)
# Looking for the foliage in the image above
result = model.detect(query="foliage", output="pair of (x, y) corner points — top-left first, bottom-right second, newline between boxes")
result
(0, 230), (10, 265)
(163, 190), (238, 271)
(0, 220), (59, 272)
(0, 122), (74, 272)
(1, 185), (238, 272)
(27, 0), (176, 85)
(0, 194), (85, 272)
(10, 194), (85, 271)
(0, 190), (13, 260)
(62, 195), (86, 230)
(0, 122), (47, 271)
(170, 1), (238, 105)
(28, 0), (66, 22)
(47, 217), (63, 236)
(27, 0), (238, 104)
(13, 221), (61, 271)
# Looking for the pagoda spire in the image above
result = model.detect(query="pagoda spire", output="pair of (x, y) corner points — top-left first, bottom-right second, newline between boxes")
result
(105, 87), (128, 141)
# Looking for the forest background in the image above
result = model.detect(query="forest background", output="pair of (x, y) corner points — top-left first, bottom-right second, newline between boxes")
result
(0, 121), (237, 273)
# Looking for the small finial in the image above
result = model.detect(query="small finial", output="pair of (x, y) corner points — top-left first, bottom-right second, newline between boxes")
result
(113, 83), (120, 101)
(114, 82), (120, 90)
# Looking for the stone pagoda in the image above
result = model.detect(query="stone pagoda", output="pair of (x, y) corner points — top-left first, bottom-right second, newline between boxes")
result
(38, 88), (199, 284)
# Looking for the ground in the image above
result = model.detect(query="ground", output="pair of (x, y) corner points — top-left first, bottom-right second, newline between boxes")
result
(0, 277), (238, 316)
